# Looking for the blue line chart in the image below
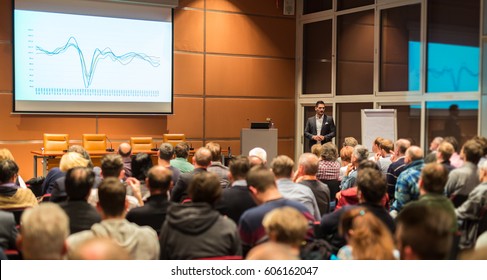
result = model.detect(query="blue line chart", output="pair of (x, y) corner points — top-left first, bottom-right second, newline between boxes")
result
(36, 36), (161, 88)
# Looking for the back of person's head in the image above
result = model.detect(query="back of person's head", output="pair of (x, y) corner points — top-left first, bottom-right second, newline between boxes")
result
(249, 155), (265, 167)
(343, 137), (358, 148)
(395, 139), (411, 155)
(473, 136), (487, 157)
(396, 203), (453, 260)
(118, 142), (132, 157)
(0, 148), (15, 161)
(146, 165), (172, 193)
(380, 139), (394, 154)
(420, 163), (448, 194)
(205, 142), (222, 162)
(69, 237), (131, 260)
(158, 143), (174, 161)
(131, 152), (153, 181)
(406, 146), (424, 162)
(0, 159), (18, 183)
(249, 147), (267, 163)
(101, 154), (124, 178)
(246, 166), (276, 193)
(229, 156), (251, 180)
(68, 145), (93, 168)
(443, 136), (459, 152)
(263, 207), (308, 247)
(340, 146), (354, 163)
(98, 177), (126, 217)
(437, 142), (454, 161)
(461, 139), (483, 165)
(356, 167), (386, 204)
(357, 160), (380, 171)
(194, 147), (212, 167)
(353, 145), (369, 162)
(246, 242), (299, 260)
(271, 155), (294, 178)
(311, 144), (323, 158)
(174, 142), (190, 158)
(188, 172), (221, 206)
(65, 167), (95, 201)
(374, 137), (384, 148)
(59, 152), (90, 172)
(339, 207), (395, 260)
(19, 203), (69, 260)
(321, 142), (338, 161)
(298, 153), (320, 175)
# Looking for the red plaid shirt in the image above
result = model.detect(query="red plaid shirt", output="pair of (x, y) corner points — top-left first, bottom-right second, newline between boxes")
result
(317, 160), (340, 181)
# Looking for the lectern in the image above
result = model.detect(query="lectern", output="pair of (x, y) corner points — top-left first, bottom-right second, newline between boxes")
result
(241, 128), (278, 163)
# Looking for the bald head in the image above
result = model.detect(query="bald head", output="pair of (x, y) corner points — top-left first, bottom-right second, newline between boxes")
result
(146, 165), (172, 193)
(118, 143), (132, 157)
(70, 237), (131, 260)
(194, 147), (212, 167)
(395, 139), (411, 156)
(406, 146), (423, 162)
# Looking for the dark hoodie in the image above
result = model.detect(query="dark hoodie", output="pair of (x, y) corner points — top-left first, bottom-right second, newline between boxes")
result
(159, 202), (241, 259)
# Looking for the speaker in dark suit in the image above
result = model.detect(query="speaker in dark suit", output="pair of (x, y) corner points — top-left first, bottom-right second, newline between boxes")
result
(304, 101), (336, 152)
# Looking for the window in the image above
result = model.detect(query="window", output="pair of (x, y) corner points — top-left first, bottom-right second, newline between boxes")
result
(303, 0), (332, 15)
(336, 103), (373, 148)
(337, 0), (374, 11)
(303, 20), (332, 94)
(380, 104), (421, 145)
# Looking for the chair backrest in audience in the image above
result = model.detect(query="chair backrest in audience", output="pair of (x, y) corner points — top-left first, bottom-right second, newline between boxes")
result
(43, 134), (69, 152)
(163, 134), (186, 147)
(130, 137), (153, 152)
(82, 134), (107, 152)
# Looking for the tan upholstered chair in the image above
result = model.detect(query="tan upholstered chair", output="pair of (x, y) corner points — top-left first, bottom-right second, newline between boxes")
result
(130, 137), (153, 152)
(82, 134), (107, 152)
(163, 134), (186, 147)
(43, 134), (69, 152)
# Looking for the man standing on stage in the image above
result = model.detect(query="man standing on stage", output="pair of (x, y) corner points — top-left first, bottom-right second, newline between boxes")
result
(304, 101), (336, 152)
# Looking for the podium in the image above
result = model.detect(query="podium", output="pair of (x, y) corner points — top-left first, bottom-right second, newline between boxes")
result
(241, 128), (278, 162)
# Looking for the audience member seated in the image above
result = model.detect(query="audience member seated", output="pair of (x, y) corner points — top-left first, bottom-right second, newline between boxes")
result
(295, 153), (331, 215)
(444, 136), (464, 168)
(160, 172), (241, 259)
(239, 166), (314, 257)
(390, 146), (424, 215)
(247, 207), (308, 260)
(170, 142), (194, 173)
(157, 143), (181, 186)
(59, 167), (101, 234)
(126, 166), (173, 234)
(0, 210), (18, 250)
(396, 203), (455, 259)
(68, 178), (159, 260)
(436, 141), (455, 172)
(339, 146), (354, 182)
(386, 139), (411, 202)
(321, 165), (394, 253)
(377, 139), (393, 174)
(171, 147), (211, 203)
(215, 156), (256, 224)
(316, 142), (340, 183)
(369, 137), (383, 161)
(50, 152), (91, 202)
(69, 237), (131, 260)
(0, 160), (37, 210)
(249, 147), (268, 166)
(310, 143), (323, 158)
(424, 137), (443, 163)
(337, 207), (395, 260)
(272, 155), (321, 220)
(118, 142), (133, 179)
(246, 242), (299, 260)
(0, 148), (26, 188)
(341, 145), (369, 190)
(129, 152), (153, 199)
(445, 139), (483, 205)
(475, 136), (487, 168)
(17, 203), (69, 260)
(205, 142), (230, 188)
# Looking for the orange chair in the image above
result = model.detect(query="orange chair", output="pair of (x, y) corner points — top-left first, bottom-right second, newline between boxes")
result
(130, 137), (153, 152)
(43, 133), (69, 152)
(163, 134), (186, 147)
(82, 134), (107, 152)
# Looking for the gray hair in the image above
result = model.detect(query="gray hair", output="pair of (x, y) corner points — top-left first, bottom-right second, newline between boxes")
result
(353, 145), (369, 162)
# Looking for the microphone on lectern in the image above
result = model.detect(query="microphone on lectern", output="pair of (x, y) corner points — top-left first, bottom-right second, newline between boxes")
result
(106, 136), (115, 152)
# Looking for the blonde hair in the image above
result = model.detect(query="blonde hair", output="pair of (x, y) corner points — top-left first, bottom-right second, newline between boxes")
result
(20, 203), (69, 259)
(339, 207), (395, 260)
(311, 144), (323, 158)
(0, 148), (15, 161)
(263, 207), (309, 247)
(59, 152), (90, 172)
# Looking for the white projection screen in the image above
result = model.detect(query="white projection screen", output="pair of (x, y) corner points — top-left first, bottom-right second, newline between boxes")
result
(13, 0), (174, 114)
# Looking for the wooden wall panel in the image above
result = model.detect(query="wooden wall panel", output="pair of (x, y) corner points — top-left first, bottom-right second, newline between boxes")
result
(167, 97), (204, 138)
(0, 143), (45, 180)
(0, 45), (12, 91)
(205, 98), (294, 139)
(178, 0), (205, 9)
(0, 0), (11, 40)
(206, 55), (294, 98)
(206, 0), (288, 17)
(174, 9), (204, 52)
(278, 139), (295, 159)
(174, 53), (204, 95)
(206, 12), (295, 57)
(97, 115), (166, 140)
